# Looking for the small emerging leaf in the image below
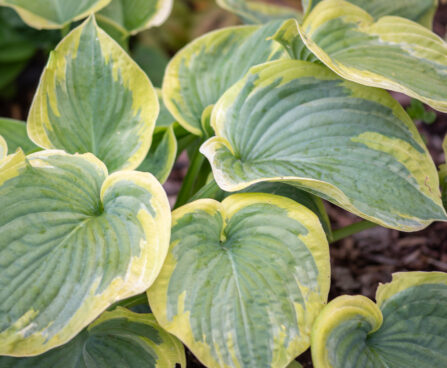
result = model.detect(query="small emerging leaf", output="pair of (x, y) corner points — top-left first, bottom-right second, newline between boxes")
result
(0, 151), (170, 356)
(137, 126), (177, 184)
(97, 0), (173, 35)
(162, 21), (287, 135)
(201, 59), (446, 230)
(311, 272), (447, 368)
(148, 193), (330, 368)
(298, 0), (447, 112)
(0, 307), (186, 367)
(0, 0), (112, 29)
(27, 16), (158, 172)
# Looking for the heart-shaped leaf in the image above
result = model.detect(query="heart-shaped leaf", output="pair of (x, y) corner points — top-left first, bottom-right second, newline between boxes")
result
(302, 0), (437, 28)
(27, 16), (158, 172)
(0, 118), (38, 154)
(297, 0), (447, 112)
(311, 272), (447, 368)
(148, 193), (330, 368)
(201, 59), (446, 230)
(97, 0), (173, 35)
(217, 0), (301, 24)
(162, 21), (287, 135)
(0, 307), (186, 367)
(0, 0), (111, 29)
(0, 150), (170, 356)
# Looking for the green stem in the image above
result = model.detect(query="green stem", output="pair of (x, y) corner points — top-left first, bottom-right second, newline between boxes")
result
(60, 23), (71, 38)
(174, 148), (205, 209)
(331, 220), (377, 243)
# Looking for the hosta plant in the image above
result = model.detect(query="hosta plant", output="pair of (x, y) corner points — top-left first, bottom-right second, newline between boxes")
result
(0, 0), (447, 367)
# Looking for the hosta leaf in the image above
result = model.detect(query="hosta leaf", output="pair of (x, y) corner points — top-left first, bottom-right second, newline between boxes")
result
(148, 193), (330, 368)
(201, 59), (446, 230)
(311, 272), (447, 368)
(0, 61), (27, 90)
(0, 135), (6, 160)
(97, 0), (173, 35)
(162, 21), (287, 135)
(0, 307), (186, 367)
(233, 182), (332, 238)
(303, 0), (438, 28)
(137, 126), (177, 184)
(0, 150), (170, 356)
(297, 0), (447, 112)
(272, 19), (318, 62)
(0, 118), (38, 154)
(27, 16), (158, 173)
(0, 0), (111, 29)
(217, 0), (302, 24)
(156, 88), (176, 128)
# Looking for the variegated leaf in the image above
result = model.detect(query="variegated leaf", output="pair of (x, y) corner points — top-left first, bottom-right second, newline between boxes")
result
(137, 126), (176, 184)
(0, 0), (111, 29)
(97, 0), (173, 35)
(311, 272), (447, 368)
(148, 193), (330, 368)
(201, 59), (446, 230)
(0, 135), (6, 161)
(193, 181), (332, 239)
(302, 0), (438, 28)
(162, 21), (287, 135)
(0, 307), (185, 367)
(27, 16), (158, 172)
(298, 0), (447, 112)
(217, 0), (301, 24)
(0, 150), (170, 356)
(0, 118), (38, 154)
(272, 19), (318, 61)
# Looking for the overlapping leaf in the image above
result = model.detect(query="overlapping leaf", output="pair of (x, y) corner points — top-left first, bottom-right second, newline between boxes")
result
(0, 150), (170, 356)
(0, 135), (6, 161)
(27, 16), (158, 172)
(148, 193), (330, 368)
(194, 181), (332, 238)
(137, 90), (177, 183)
(0, 307), (185, 367)
(302, 0), (438, 28)
(272, 19), (318, 61)
(297, 0), (447, 112)
(0, 118), (38, 154)
(0, 0), (111, 29)
(217, 0), (301, 24)
(162, 21), (287, 135)
(201, 59), (446, 230)
(97, 0), (173, 35)
(311, 272), (447, 368)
